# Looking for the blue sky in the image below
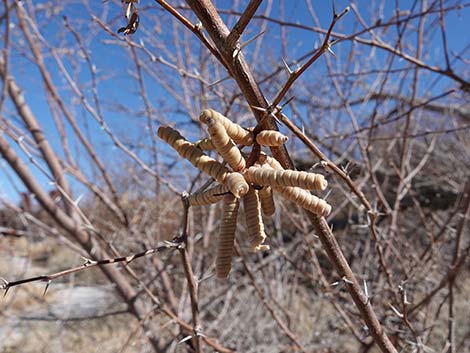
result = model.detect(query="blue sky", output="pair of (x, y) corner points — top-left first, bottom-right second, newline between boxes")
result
(1, 0), (469, 203)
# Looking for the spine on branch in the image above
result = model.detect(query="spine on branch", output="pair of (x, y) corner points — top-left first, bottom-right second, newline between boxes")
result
(244, 166), (328, 190)
(225, 172), (249, 198)
(188, 184), (229, 206)
(259, 186), (276, 217)
(256, 130), (288, 146)
(200, 111), (246, 171)
(275, 186), (331, 217)
(200, 109), (254, 146)
(157, 126), (229, 183)
(243, 187), (269, 252)
(216, 194), (240, 279)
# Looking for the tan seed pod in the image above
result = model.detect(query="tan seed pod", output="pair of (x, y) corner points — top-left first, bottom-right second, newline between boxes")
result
(216, 194), (240, 279)
(194, 138), (216, 151)
(199, 113), (246, 172)
(258, 152), (284, 170)
(188, 184), (229, 206)
(225, 172), (249, 198)
(275, 185), (332, 217)
(243, 187), (269, 252)
(200, 109), (254, 146)
(244, 166), (328, 190)
(157, 126), (229, 183)
(255, 130), (288, 146)
(259, 186), (276, 217)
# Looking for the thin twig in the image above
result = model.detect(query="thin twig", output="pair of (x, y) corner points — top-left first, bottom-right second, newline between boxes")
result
(0, 242), (179, 296)
(226, 0), (263, 48)
(269, 5), (350, 110)
(178, 192), (202, 353)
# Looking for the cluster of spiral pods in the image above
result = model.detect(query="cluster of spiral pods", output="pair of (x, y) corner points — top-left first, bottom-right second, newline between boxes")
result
(158, 109), (331, 279)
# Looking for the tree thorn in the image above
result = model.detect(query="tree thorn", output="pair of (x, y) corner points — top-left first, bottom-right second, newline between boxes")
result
(281, 96), (295, 109)
(43, 280), (52, 296)
(239, 30), (266, 51)
(251, 105), (267, 113)
(389, 304), (404, 318)
(281, 58), (293, 74)
(363, 279), (369, 299)
(178, 335), (193, 344)
(326, 45), (336, 57)
(198, 272), (214, 283)
(207, 75), (231, 88)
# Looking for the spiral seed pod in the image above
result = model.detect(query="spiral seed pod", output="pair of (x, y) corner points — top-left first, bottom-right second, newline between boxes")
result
(200, 109), (254, 146)
(216, 194), (240, 279)
(256, 130), (288, 146)
(243, 187), (269, 252)
(275, 186), (332, 217)
(194, 138), (216, 151)
(200, 113), (246, 172)
(258, 152), (284, 170)
(225, 172), (249, 198)
(259, 186), (276, 216)
(188, 184), (229, 206)
(157, 126), (229, 183)
(244, 166), (328, 190)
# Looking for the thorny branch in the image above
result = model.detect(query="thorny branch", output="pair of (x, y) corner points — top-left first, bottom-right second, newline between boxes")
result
(268, 5), (350, 112)
(1, 1), (468, 352)
(178, 192), (203, 353)
(183, 1), (398, 352)
(0, 241), (179, 296)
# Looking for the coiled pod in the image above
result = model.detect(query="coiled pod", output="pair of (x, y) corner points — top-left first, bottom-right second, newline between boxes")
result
(244, 166), (328, 190)
(259, 186), (276, 217)
(194, 138), (215, 151)
(243, 187), (269, 252)
(258, 152), (284, 170)
(216, 194), (240, 279)
(255, 130), (288, 146)
(200, 113), (246, 171)
(200, 109), (254, 146)
(275, 186), (331, 217)
(157, 126), (229, 183)
(188, 184), (229, 206)
(225, 172), (249, 198)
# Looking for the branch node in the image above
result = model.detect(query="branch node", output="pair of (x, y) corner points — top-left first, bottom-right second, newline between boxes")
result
(326, 45), (336, 57)
(1, 277), (9, 296)
(194, 326), (205, 338)
(181, 191), (190, 209)
(194, 21), (203, 32)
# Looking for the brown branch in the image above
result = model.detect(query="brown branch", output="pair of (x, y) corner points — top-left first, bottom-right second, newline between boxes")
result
(211, 4), (470, 90)
(268, 6), (350, 110)
(185, 0), (294, 169)
(178, 193), (202, 352)
(154, 0), (228, 71)
(181, 1), (398, 352)
(0, 130), (165, 352)
(0, 242), (179, 295)
(226, 0), (263, 48)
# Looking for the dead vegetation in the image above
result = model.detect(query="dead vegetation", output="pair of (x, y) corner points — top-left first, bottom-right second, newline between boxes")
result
(0, 1), (469, 352)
